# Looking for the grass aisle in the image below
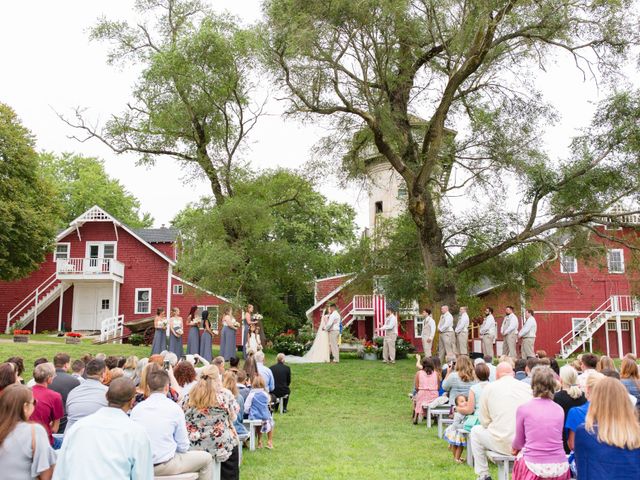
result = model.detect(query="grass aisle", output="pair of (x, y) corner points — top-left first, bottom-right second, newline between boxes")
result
(242, 357), (486, 480)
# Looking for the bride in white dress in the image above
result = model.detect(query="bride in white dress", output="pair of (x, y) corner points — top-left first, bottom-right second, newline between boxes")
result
(285, 312), (330, 364)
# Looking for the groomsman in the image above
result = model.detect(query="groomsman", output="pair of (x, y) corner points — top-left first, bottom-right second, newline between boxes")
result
(479, 307), (497, 358)
(501, 306), (518, 358)
(437, 305), (455, 363)
(420, 308), (436, 355)
(382, 307), (398, 364)
(324, 303), (341, 363)
(518, 309), (537, 359)
(455, 306), (469, 355)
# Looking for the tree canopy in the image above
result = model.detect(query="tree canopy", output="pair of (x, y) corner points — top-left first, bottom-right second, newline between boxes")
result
(0, 103), (61, 281)
(40, 153), (153, 228)
(265, 0), (640, 307)
(173, 169), (356, 332)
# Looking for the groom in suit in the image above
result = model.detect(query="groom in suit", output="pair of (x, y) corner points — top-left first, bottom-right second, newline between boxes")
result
(324, 302), (341, 363)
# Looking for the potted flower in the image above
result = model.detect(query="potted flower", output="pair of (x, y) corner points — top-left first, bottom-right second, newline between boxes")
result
(13, 330), (31, 343)
(362, 340), (378, 361)
(65, 332), (83, 344)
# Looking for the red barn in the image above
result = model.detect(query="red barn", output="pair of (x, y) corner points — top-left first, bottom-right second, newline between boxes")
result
(309, 223), (640, 359)
(0, 206), (237, 344)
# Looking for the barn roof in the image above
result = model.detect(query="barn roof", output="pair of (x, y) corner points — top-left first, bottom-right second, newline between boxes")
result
(132, 228), (179, 243)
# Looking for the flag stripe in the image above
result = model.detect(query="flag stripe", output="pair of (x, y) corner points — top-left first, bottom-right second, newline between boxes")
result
(373, 294), (386, 337)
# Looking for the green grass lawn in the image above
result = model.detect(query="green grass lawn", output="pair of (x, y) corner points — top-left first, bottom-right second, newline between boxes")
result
(0, 340), (496, 479)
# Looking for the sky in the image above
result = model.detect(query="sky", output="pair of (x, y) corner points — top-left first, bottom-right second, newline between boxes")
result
(0, 1), (629, 230)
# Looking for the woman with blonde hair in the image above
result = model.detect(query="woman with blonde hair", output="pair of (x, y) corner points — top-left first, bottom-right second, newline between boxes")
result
(168, 307), (184, 357)
(442, 355), (477, 403)
(245, 375), (274, 449)
(183, 365), (240, 480)
(620, 357), (640, 410)
(122, 356), (138, 379)
(596, 355), (616, 372)
(575, 377), (640, 479)
(553, 365), (587, 453)
(222, 371), (248, 437)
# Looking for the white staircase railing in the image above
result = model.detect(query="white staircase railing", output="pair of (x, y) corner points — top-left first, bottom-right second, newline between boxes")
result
(340, 301), (355, 330)
(557, 295), (639, 359)
(100, 315), (125, 344)
(5, 273), (60, 333)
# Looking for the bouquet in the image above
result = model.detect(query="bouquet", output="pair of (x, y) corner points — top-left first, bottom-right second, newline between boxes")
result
(252, 313), (264, 321)
(159, 319), (168, 329)
(175, 328), (184, 336)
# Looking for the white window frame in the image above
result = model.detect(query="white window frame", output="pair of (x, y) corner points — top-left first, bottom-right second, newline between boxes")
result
(606, 320), (630, 331)
(85, 242), (118, 259)
(199, 305), (220, 330)
(54, 242), (70, 262)
(413, 315), (424, 338)
(560, 253), (578, 274)
(134, 288), (152, 314)
(607, 248), (625, 274)
(572, 317), (587, 335)
(172, 284), (184, 295)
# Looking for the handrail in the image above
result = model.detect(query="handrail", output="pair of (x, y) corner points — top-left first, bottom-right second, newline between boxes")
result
(557, 297), (612, 348)
(100, 314), (125, 343)
(57, 258), (124, 277)
(6, 273), (59, 333)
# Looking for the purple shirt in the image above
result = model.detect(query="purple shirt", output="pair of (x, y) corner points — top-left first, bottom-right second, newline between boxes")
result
(512, 397), (567, 464)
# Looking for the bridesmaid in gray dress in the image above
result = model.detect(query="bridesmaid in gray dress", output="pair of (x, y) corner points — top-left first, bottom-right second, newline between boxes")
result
(168, 307), (184, 357)
(199, 310), (216, 362)
(186, 305), (201, 355)
(219, 306), (238, 361)
(151, 307), (167, 355)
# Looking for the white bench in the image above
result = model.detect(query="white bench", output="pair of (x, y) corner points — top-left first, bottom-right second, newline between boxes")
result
(154, 460), (220, 480)
(275, 394), (289, 414)
(457, 428), (473, 467)
(238, 433), (249, 465)
(425, 406), (450, 429)
(243, 419), (263, 451)
(486, 451), (516, 480)
(438, 416), (454, 439)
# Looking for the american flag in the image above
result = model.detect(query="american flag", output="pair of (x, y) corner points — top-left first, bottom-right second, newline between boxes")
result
(373, 294), (386, 337)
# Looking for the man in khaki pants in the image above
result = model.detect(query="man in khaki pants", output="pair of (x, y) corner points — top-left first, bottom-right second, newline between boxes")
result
(324, 303), (341, 363)
(455, 306), (470, 355)
(518, 309), (537, 359)
(501, 306), (518, 358)
(382, 306), (398, 363)
(479, 307), (497, 358)
(421, 308), (436, 355)
(438, 305), (455, 363)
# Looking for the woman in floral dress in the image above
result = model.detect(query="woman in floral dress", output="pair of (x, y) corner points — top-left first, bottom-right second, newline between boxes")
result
(183, 365), (240, 480)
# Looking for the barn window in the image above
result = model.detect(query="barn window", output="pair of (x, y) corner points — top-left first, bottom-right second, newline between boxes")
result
(397, 186), (408, 200)
(173, 284), (183, 295)
(54, 243), (70, 261)
(135, 288), (151, 314)
(375, 201), (383, 214)
(560, 254), (577, 274)
(413, 315), (424, 338)
(607, 249), (625, 273)
(103, 243), (116, 259)
(606, 321), (630, 331)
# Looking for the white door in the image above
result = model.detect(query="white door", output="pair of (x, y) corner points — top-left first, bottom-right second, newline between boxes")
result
(85, 243), (117, 273)
(73, 284), (113, 331)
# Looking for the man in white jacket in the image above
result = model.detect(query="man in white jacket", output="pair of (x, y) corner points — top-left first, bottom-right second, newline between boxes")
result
(437, 305), (455, 363)
(479, 307), (497, 358)
(501, 306), (519, 358)
(455, 307), (470, 355)
(518, 309), (537, 359)
(420, 308), (436, 356)
(382, 307), (398, 364)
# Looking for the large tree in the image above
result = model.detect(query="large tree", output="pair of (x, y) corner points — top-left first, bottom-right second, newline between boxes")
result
(0, 103), (61, 280)
(173, 169), (357, 333)
(40, 153), (153, 227)
(63, 0), (263, 240)
(265, 0), (640, 307)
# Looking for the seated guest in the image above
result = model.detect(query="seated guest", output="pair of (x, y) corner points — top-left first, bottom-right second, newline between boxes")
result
(0, 384), (56, 480)
(521, 357), (543, 385)
(131, 369), (212, 480)
(574, 377), (640, 479)
(236, 371), (250, 401)
(483, 356), (496, 382)
(254, 351), (275, 395)
(243, 351), (258, 383)
(600, 369), (638, 408)
(596, 355), (616, 372)
(535, 350), (547, 359)
(30, 363), (64, 448)
(549, 357), (560, 378)
(49, 353), (80, 434)
(512, 367), (570, 480)
(122, 356), (138, 379)
(442, 355), (477, 403)
(229, 357), (240, 374)
(270, 353), (291, 413)
(223, 371), (248, 437)
(173, 361), (197, 398)
(245, 375), (274, 449)
(71, 360), (85, 383)
(553, 365), (587, 453)
(470, 362), (532, 480)
(0, 363), (18, 395)
(184, 366), (240, 480)
(213, 356), (225, 376)
(65, 359), (108, 432)
(133, 363), (179, 406)
(565, 372), (603, 451)
(26, 358), (48, 388)
(514, 359), (527, 381)
(53, 378), (153, 480)
(5, 357), (25, 384)
(412, 356), (438, 424)
(577, 353), (599, 391)
(105, 356), (120, 371)
(133, 358), (149, 387)
(620, 357), (640, 411)
(458, 363), (490, 418)
(431, 357), (445, 395)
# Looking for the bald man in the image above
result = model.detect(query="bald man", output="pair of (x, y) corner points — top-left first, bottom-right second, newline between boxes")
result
(469, 362), (532, 480)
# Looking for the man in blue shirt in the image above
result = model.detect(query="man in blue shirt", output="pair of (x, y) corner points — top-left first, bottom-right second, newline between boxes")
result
(255, 350), (275, 393)
(54, 378), (153, 480)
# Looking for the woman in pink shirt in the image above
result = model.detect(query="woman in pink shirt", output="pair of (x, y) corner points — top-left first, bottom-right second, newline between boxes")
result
(512, 366), (570, 480)
(412, 357), (439, 424)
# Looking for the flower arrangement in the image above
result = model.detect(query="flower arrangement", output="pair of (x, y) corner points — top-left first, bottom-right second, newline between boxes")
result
(66, 332), (83, 338)
(175, 328), (184, 336)
(13, 330), (31, 335)
(252, 313), (264, 321)
(362, 340), (378, 354)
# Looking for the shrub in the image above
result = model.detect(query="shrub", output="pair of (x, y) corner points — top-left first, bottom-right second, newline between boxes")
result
(272, 334), (305, 356)
(128, 333), (144, 346)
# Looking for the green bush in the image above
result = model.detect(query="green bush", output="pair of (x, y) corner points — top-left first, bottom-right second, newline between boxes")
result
(128, 333), (144, 346)
(272, 334), (305, 356)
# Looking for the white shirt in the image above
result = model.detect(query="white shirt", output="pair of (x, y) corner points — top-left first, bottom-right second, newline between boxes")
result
(438, 312), (454, 333)
(54, 407), (153, 480)
(480, 314), (497, 337)
(455, 312), (469, 334)
(130, 392), (189, 465)
(421, 316), (436, 341)
(501, 313), (518, 335)
(326, 311), (341, 332)
(383, 314), (398, 334)
(519, 316), (537, 338)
